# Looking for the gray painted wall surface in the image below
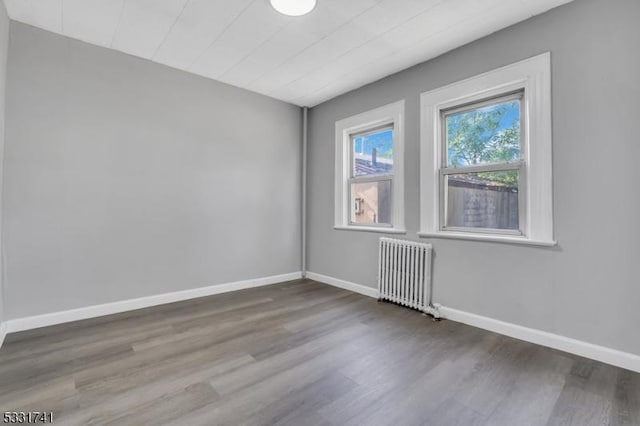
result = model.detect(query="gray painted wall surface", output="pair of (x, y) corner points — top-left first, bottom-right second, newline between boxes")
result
(0, 1), (8, 323)
(307, 0), (640, 355)
(4, 23), (301, 319)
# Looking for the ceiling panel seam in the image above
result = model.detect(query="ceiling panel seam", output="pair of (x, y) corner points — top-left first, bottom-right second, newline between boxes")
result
(187, 0), (258, 71)
(243, 0), (384, 90)
(151, 0), (192, 60)
(292, 0), (527, 106)
(109, 0), (128, 48)
(218, 19), (296, 81)
(268, 0), (447, 98)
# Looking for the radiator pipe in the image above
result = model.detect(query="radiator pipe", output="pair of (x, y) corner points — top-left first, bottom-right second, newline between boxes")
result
(301, 106), (308, 278)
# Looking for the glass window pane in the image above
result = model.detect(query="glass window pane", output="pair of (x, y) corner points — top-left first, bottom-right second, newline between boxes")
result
(350, 180), (392, 225)
(445, 98), (521, 167)
(353, 128), (393, 176)
(445, 170), (519, 230)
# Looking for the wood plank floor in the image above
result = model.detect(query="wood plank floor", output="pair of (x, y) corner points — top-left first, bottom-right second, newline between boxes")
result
(1, 279), (638, 425)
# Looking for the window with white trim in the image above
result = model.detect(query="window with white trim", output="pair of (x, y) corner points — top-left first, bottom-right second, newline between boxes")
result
(335, 101), (405, 233)
(420, 53), (554, 246)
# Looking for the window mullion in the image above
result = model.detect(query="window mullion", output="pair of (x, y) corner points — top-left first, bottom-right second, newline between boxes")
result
(440, 160), (524, 175)
(350, 174), (393, 184)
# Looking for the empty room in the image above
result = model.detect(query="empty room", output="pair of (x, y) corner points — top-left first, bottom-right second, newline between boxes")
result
(0, 0), (638, 424)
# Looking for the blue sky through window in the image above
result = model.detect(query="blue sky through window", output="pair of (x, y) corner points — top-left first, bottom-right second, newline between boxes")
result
(446, 99), (520, 167)
(354, 128), (393, 159)
(353, 128), (394, 176)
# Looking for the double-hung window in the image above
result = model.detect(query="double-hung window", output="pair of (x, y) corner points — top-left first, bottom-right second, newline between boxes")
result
(420, 53), (554, 246)
(335, 101), (405, 233)
(349, 126), (394, 225)
(440, 91), (524, 234)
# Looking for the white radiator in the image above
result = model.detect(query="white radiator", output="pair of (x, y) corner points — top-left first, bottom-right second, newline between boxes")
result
(377, 237), (440, 318)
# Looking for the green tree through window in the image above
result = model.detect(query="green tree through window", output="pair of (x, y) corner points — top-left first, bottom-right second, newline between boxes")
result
(446, 99), (520, 186)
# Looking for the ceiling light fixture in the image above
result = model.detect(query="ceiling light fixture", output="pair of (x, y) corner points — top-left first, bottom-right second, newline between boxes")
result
(270, 0), (317, 17)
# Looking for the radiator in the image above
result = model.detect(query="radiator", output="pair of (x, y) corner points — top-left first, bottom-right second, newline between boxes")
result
(378, 237), (440, 318)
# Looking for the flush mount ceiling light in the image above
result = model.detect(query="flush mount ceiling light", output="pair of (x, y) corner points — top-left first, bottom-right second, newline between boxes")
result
(270, 0), (317, 16)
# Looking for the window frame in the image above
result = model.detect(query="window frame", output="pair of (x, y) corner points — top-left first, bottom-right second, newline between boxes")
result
(419, 53), (555, 246)
(439, 91), (526, 236)
(348, 125), (394, 227)
(335, 100), (405, 234)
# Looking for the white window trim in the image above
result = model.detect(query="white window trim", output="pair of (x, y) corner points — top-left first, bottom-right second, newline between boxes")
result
(419, 53), (555, 246)
(335, 100), (405, 234)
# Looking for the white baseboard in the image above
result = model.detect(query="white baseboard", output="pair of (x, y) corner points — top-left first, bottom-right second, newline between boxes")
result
(5, 270), (638, 373)
(439, 306), (640, 373)
(4, 272), (302, 334)
(0, 322), (6, 349)
(306, 272), (379, 298)
(305, 272), (640, 373)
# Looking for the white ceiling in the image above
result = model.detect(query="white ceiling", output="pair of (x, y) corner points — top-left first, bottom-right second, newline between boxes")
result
(4, 0), (574, 107)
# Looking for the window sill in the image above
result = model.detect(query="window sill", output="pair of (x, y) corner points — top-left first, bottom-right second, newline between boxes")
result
(334, 226), (407, 235)
(417, 231), (556, 247)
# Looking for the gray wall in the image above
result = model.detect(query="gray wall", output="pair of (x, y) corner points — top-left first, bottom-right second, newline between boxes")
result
(4, 23), (301, 319)
(307, 0), (640, 356)
(0, 1), (9, 324)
